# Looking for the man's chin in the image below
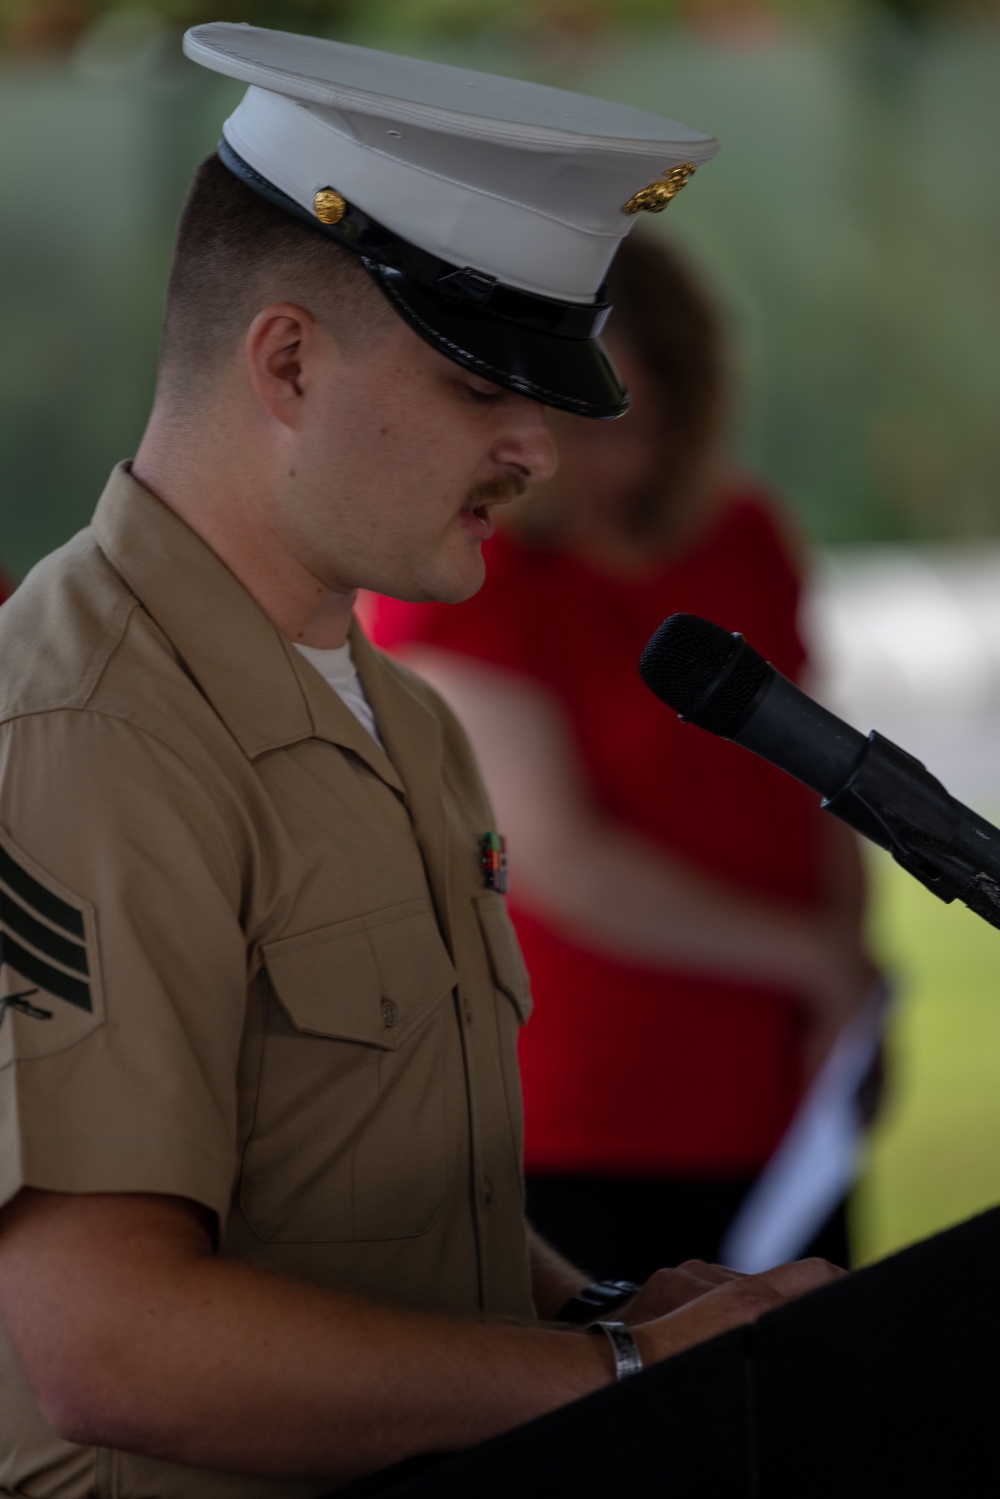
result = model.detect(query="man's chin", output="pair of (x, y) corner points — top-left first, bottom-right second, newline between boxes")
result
(433, 570), (487, 606)
(378, 553), (487, 607)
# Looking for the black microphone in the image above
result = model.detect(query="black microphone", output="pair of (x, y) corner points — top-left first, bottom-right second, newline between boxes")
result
(639, 612), (1000, 930)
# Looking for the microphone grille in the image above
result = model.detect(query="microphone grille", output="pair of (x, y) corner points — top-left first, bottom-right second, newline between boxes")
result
(638, 613), (770, 737)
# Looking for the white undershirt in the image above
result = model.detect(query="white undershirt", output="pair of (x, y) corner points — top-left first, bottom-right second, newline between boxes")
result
(292, 640), (385, 751)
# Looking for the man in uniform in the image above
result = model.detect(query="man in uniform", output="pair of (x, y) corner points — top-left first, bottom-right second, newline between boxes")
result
(0, 25), (839, 1497)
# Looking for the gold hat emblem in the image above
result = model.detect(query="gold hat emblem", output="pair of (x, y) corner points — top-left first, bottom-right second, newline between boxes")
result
(622, 163), (697, 216)
(314, 188), (347, 225)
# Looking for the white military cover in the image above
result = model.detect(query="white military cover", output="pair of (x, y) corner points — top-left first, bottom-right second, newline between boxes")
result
(183, 23), (719, 302)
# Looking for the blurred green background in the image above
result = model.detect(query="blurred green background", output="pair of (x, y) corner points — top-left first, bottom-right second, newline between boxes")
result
(3, 0), (1000, 1266)
(4, 0), (1000, 579)
(858, 847), (1000, 1264)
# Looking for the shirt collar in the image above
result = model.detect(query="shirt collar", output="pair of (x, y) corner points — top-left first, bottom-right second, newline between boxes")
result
(91, 463), (408, 792)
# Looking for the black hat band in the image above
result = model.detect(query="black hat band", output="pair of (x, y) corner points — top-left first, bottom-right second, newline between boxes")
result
(218, 138), (611, 344)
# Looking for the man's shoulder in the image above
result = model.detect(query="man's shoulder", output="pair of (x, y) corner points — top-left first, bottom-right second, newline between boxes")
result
(0, 529), (139, 725)
(0, 535), (261, 872)
(0, 529), (230, 767)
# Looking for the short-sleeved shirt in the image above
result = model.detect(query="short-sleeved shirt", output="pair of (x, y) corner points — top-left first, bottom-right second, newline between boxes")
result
(0, 465), (534, 1499)
(371, 486), (823, 1178)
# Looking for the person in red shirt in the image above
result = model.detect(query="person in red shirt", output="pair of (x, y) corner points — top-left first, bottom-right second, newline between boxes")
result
(370, 232), (875, 1277)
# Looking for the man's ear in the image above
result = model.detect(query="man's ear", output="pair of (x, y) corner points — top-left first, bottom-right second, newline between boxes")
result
(244, 302), (326, 430)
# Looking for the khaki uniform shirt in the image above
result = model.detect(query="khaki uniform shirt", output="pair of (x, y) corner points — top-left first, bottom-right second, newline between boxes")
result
(0, 465), (534, 1499)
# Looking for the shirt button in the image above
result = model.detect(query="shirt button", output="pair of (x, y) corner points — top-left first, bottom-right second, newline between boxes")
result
(380, 997), (398, 1029)
(483, 1178), (493, 1206)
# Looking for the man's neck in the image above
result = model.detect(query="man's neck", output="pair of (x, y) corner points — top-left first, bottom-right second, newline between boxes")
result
(132, 412), (357, 649)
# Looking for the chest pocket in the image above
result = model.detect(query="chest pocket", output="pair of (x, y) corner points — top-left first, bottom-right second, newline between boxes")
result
(242, 899), (458, 1243)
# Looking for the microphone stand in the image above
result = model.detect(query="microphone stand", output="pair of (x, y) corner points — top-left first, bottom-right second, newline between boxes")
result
(821, 732), (1000, 929)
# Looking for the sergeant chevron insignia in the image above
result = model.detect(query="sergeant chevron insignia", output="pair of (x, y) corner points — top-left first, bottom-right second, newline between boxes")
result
(0, 989), (52, 1025)
(0, 828), (103, 1067)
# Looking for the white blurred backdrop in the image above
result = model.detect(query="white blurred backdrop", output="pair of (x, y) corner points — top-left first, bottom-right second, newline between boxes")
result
(808, 547), (1000, 807)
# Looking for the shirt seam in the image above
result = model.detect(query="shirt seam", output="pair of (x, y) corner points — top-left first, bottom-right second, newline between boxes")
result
(0, 593), (138, 728)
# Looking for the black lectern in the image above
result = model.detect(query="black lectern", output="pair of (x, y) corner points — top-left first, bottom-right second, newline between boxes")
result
(340, 1206), (1000, 1498)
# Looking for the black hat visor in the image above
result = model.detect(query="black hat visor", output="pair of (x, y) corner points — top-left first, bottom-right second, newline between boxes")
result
(365, 260), (628, 420)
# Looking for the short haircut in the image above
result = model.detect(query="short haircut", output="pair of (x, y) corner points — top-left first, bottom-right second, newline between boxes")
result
(157, 152), (395, 406)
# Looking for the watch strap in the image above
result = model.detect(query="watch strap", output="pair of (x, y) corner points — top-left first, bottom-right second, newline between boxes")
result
(557, 1279), (639, 1324)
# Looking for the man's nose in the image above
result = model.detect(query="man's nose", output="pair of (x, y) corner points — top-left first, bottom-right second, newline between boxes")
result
(494, 399), (559, 484)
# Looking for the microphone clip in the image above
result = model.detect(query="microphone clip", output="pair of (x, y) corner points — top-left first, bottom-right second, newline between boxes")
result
(824, 732), (1000, 927)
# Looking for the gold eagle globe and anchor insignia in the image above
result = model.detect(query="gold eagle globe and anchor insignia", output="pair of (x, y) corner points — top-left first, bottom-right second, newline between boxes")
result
(622, 162), (697, 216)
(314, 187), (348, 225)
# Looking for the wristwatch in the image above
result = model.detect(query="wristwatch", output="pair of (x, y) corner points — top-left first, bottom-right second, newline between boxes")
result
(557, 1279), (639, 1324)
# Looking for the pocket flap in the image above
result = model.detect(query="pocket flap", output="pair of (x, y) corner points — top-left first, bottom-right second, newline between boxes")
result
(474, 895), (533, 1025)
(262, 899), (458, 1050)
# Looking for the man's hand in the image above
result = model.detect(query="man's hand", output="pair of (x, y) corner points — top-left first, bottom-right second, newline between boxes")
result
(617, 1256), (846, 1334)
(617, 1259), (749, 1325)
(629, 1258), (846, 1366)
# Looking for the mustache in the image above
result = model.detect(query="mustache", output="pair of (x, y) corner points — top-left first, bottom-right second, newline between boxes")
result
(465, 474), (528, 508)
